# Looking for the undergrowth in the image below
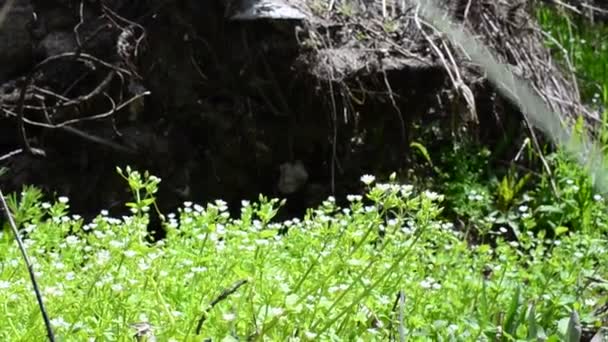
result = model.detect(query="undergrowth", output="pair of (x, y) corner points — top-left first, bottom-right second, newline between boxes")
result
(1, 166), (606, 341)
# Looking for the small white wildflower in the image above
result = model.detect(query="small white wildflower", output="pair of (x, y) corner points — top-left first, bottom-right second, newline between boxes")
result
(51, 317), (69, 328)
(124, 250), (137, 258)
(594, 194), (603, 201)
(499, 227), (508, 234)
(137, 259), (150, 271)
(518, 205), (528, 213)
(223, 313), (236, 322)
(191, 266), (207, 273)
(53, 261), (65, 270)
(58, 196), (69, 204)
(184, 201), (192, 207)
(111, 283), (124, 292)
(109, 240), (125, 249)
(65, 272), (75, 281)
(72, 214), (81, 220)
(44, 286), (64, 297)
(347, 194), (362, 202)
(304, 331), (317, 339)
(360, 174), (375, 185)
(100, 209), (109, 216)
(41, 202), (52, 209)
(269, 307), (284, 317)
(509, 241), (519, 248)
(423, 190), (442, 201)
(95, 250), (111, 265)
(0, 280), (11, 289)
(65, 235), (79, 245)
(255, 239), (269, 246)
(441, 222), (454, 230)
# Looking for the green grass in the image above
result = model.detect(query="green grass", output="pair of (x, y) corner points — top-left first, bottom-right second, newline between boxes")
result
(537, 5), (608, 103)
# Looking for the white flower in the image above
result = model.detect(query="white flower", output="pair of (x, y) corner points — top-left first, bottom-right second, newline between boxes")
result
(304, 331), (317, 339)
(518, 205), (528, 212)
(0, 280), (11, 289)
(423, 190), (442, 201)
(594, 194), (603, 201)
(66, 235), (79, 245)
(58, 196), (69, 204)
(65, 272), (75, 281)
(269, 307), (284, 317)
(223, 313), (236, 322)
(95, 250), (111, 265)
(360, 174), (376, 185)
(51, 317), (69, 328)
(191, 266), (207, 273)
(100, 209), (109, 216)
(111, 283), (124, 292)
(137, 259), (150, 271)
(41, 202), (52, 209)
(184, 201), (192, 207)
(347, 194), (362, 202)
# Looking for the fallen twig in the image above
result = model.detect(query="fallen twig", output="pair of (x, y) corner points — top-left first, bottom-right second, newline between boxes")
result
(195, 279), (248, 334)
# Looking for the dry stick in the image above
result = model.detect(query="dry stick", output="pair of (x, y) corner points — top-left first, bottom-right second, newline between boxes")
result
(195, 279), (248, 334)
(0, 190), (55, 342)
(15, 52), (134, 157)
(0, 149), (24, 162)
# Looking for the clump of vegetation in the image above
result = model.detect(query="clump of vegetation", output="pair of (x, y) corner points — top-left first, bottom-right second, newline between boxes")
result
(1, 165), (607, 340)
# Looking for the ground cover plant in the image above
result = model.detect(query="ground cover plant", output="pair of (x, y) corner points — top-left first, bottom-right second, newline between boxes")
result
(2, 2), (608, 342)
(1, 163), (607, 341)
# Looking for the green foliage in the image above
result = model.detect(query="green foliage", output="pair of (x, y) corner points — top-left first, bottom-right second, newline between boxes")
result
(537, 5), (608, 101)
(0, 167), (606, 340)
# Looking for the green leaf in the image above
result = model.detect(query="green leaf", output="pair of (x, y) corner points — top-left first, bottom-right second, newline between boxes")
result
(504, 286), (521, 335)
(527, 302), (538, 340)
(565, 310), (581, 342)
(410, 141), (433, 166)
(555, 226), (569, 236)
